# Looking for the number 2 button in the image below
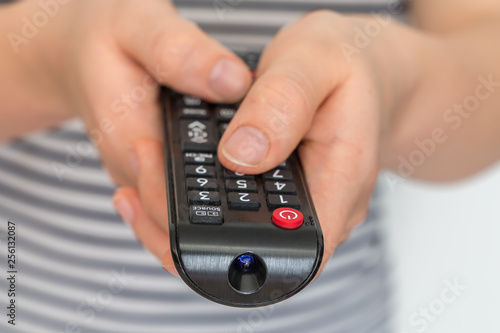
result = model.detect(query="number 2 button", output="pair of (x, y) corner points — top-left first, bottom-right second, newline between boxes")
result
(227, 192), (260, 211)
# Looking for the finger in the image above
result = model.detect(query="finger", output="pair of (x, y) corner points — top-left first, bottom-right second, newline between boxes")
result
(78, 45), (163, 185)
(217, 12), (350, 173)
(298, 68), (381, 273)
(112, 186), (178, 276)
(132, 138), (169, 233)
(114, 0), (251, 102)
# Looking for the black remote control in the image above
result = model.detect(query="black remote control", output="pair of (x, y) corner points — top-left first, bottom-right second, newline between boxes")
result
(162, 54), (323, 307)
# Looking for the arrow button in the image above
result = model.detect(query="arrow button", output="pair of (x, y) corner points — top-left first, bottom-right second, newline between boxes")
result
(181, 120), (216, 152)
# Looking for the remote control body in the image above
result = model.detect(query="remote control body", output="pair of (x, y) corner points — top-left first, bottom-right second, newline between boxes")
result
(162, 58), (323, 307)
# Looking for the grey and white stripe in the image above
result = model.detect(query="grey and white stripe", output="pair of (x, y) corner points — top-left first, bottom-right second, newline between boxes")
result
(0, 1), (398, 332)
(174, 0), (403, 51)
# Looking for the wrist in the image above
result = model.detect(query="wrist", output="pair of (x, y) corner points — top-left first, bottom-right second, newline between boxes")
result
(351, 16), (433, 131)
(344, 15), (453, 172)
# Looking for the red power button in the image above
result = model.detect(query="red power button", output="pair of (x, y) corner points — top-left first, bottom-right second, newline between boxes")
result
(272, 208), (304, 229)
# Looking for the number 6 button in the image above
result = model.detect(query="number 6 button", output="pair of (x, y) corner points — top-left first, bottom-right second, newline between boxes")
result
(185, 165), (216, 178)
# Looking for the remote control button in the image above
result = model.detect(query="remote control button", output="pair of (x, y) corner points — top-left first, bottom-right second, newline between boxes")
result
(263, 168), (293, 181)
(178, 95), (207, 108)
(181, 120), (216, 152)
(237, 52), (260, 71)
(216, 106), (237, 122)
(188, 191), (221, 205)
(186, 178), (219, 191)
(223, 169), (255, 180)
(184, 152), (215, 165)
(267, 194), (300, 209)
(219, 123), (229, 137)
(264, 181), (297, 194)
(272, 208), (303, 229)
(227, 192), (261, 211)
(178, 107), (209, 119)
(225, 179), (258, 193)
(189, 206), (223, 225)
(185, 165), (216, 178)
(276, 160), (290, 169)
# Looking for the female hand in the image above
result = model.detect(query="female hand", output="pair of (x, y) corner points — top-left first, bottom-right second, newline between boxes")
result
(10, 0), (252, 184)
(115, 10), (429, 274)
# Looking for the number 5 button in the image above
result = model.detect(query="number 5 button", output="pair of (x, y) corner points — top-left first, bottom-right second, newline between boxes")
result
(272, 208), (303, 229)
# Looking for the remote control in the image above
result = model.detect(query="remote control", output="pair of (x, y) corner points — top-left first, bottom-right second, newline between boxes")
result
(162, 54), (324, 307)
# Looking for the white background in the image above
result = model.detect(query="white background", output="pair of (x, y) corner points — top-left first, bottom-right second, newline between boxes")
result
(380, 164), (500, 333)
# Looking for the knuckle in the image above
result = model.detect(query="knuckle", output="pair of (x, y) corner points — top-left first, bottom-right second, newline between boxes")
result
(150, 22), (199, 79)
(300, 9), (346, 36)
(302, 9), (338, 22)
(247, 74), (314, 137)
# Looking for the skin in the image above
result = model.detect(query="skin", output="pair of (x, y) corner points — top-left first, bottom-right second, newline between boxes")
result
(1, 0), (500, 276)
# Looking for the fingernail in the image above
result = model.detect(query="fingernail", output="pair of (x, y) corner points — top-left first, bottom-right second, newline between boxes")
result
(222, 126), (269, 167)
(129, 149), (139, 176)
(209, 58), (249, 100)
(113, 196), (134, 226)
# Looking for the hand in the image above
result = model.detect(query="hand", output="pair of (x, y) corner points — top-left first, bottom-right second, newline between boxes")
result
(24, 0), (251, 185)
(114, 10), (427, 274)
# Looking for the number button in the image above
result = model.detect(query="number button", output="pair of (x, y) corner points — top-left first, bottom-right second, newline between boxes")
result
(223, 169), (255, 180)
(263, 168), (293, 181)
(264, 181), (297, 194)
(227, 192), (260, 211)
(225, 179), (258, 193)
(267, 194), (300, 209)
(276, 160), (290, 169)
(188, 191), (221, 205)
(185, 165), (216, 178)
(186, 178), (219, 191)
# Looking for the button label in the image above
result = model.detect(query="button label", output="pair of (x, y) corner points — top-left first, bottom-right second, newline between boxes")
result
(279, 209), (298, 220)
(188, 121), (208, 144)
(239, 193), (250, 202)
(274, 182), (286, 191)
(279, 195), (288, 204)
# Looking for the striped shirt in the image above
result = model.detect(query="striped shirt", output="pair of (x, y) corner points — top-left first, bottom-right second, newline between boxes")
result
(0, 1), (400, 332)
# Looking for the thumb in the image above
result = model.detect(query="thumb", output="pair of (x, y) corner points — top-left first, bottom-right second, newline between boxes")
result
(218, 40), (348, 173)
(113, 0), (251, 102)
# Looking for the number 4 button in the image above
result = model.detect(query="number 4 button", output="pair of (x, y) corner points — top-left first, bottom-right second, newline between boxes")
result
(264, 181), (297, 194)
